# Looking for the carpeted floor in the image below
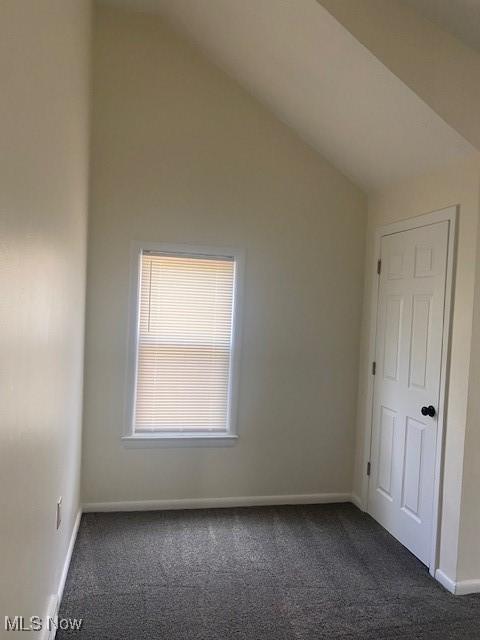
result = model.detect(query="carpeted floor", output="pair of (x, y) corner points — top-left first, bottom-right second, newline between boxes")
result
(58, 503), (480, 639)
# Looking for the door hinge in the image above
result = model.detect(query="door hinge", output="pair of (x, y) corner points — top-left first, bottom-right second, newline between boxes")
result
(377, 259), (382, 275)
(367, 462), (371, 476)
(372, 361), (376, 375)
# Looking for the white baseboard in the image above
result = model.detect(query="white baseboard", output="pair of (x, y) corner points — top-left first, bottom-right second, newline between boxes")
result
(83, 492), (352, 513)
(43, 510), (82, 640)
(350, 493), (364, 510)
(57, 510), (82, 609)
(456, 579), (480, 596)
(435, 569), (480, 595)
(435, 569), (456, 594)
(39, 595), (58, 640)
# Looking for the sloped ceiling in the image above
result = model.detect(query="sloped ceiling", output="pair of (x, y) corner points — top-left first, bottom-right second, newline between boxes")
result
(403, 0), (480, 52)
(102, 0), (475, 191)
(319, 0), (480, 151)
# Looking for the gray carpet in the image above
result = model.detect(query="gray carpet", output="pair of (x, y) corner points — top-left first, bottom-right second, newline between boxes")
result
(58, 503), (480, 639)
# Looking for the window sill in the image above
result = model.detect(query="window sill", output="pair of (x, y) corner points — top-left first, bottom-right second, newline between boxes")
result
(121, 434), (239, 448)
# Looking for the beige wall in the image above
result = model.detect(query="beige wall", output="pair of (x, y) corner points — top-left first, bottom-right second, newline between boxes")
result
(81, 4), (366, 506)
(0, 0), (91, 631)
(355, 153), (480, 581)
(458, 172), (480, 582)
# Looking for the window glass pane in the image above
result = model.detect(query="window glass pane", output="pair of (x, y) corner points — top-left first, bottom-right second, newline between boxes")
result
(134, 252), (235, 433)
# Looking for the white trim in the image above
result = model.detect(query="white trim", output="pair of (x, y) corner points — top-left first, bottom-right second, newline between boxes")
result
(435, 569), (457, 594)
(39, 595), (58, 640)
(435, 569), (480, 595)
(429, 209), (457, 576)
(40, 510), (82, 640)
(456, 579), (480, 596)
(362, 206), (458, 576)
(121, 434), (238, 448)
(123, 241), (245, 443)
(83, 492), (352, 513)
(56, 510), (82, 612)
(350, 493), (364, 510)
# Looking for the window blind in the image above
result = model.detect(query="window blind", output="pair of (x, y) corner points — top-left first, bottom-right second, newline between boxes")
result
(133, 251), (235, 433)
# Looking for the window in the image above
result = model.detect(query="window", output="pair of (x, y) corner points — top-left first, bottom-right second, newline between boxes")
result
(124, 244), (242, 444)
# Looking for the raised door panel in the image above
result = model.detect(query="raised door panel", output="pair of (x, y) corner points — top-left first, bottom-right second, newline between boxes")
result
(414, 244), (435, 278)
(387, 251), (406, 280)
(383, 296), (403, 382)
(401, 417), (426, 522)
(408, 294), (432, 390)
(377, 407), (396, 501)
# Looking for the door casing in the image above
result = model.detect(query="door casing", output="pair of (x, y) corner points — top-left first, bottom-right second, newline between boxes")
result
(361, 206), (457, 576)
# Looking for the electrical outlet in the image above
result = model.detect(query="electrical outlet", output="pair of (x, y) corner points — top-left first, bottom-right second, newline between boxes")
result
(56, 497), (62, 530)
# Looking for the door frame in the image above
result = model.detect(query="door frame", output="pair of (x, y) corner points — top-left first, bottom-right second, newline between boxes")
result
(361, 206), (458, 575)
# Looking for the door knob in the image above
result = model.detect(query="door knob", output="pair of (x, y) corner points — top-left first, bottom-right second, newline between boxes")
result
(421, 405), (436, 418)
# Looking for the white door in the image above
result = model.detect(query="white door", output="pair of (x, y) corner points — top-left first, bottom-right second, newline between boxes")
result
(368, 221), (449, 565)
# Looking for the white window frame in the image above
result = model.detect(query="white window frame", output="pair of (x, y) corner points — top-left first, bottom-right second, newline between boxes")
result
(122, 241), (244, 448)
